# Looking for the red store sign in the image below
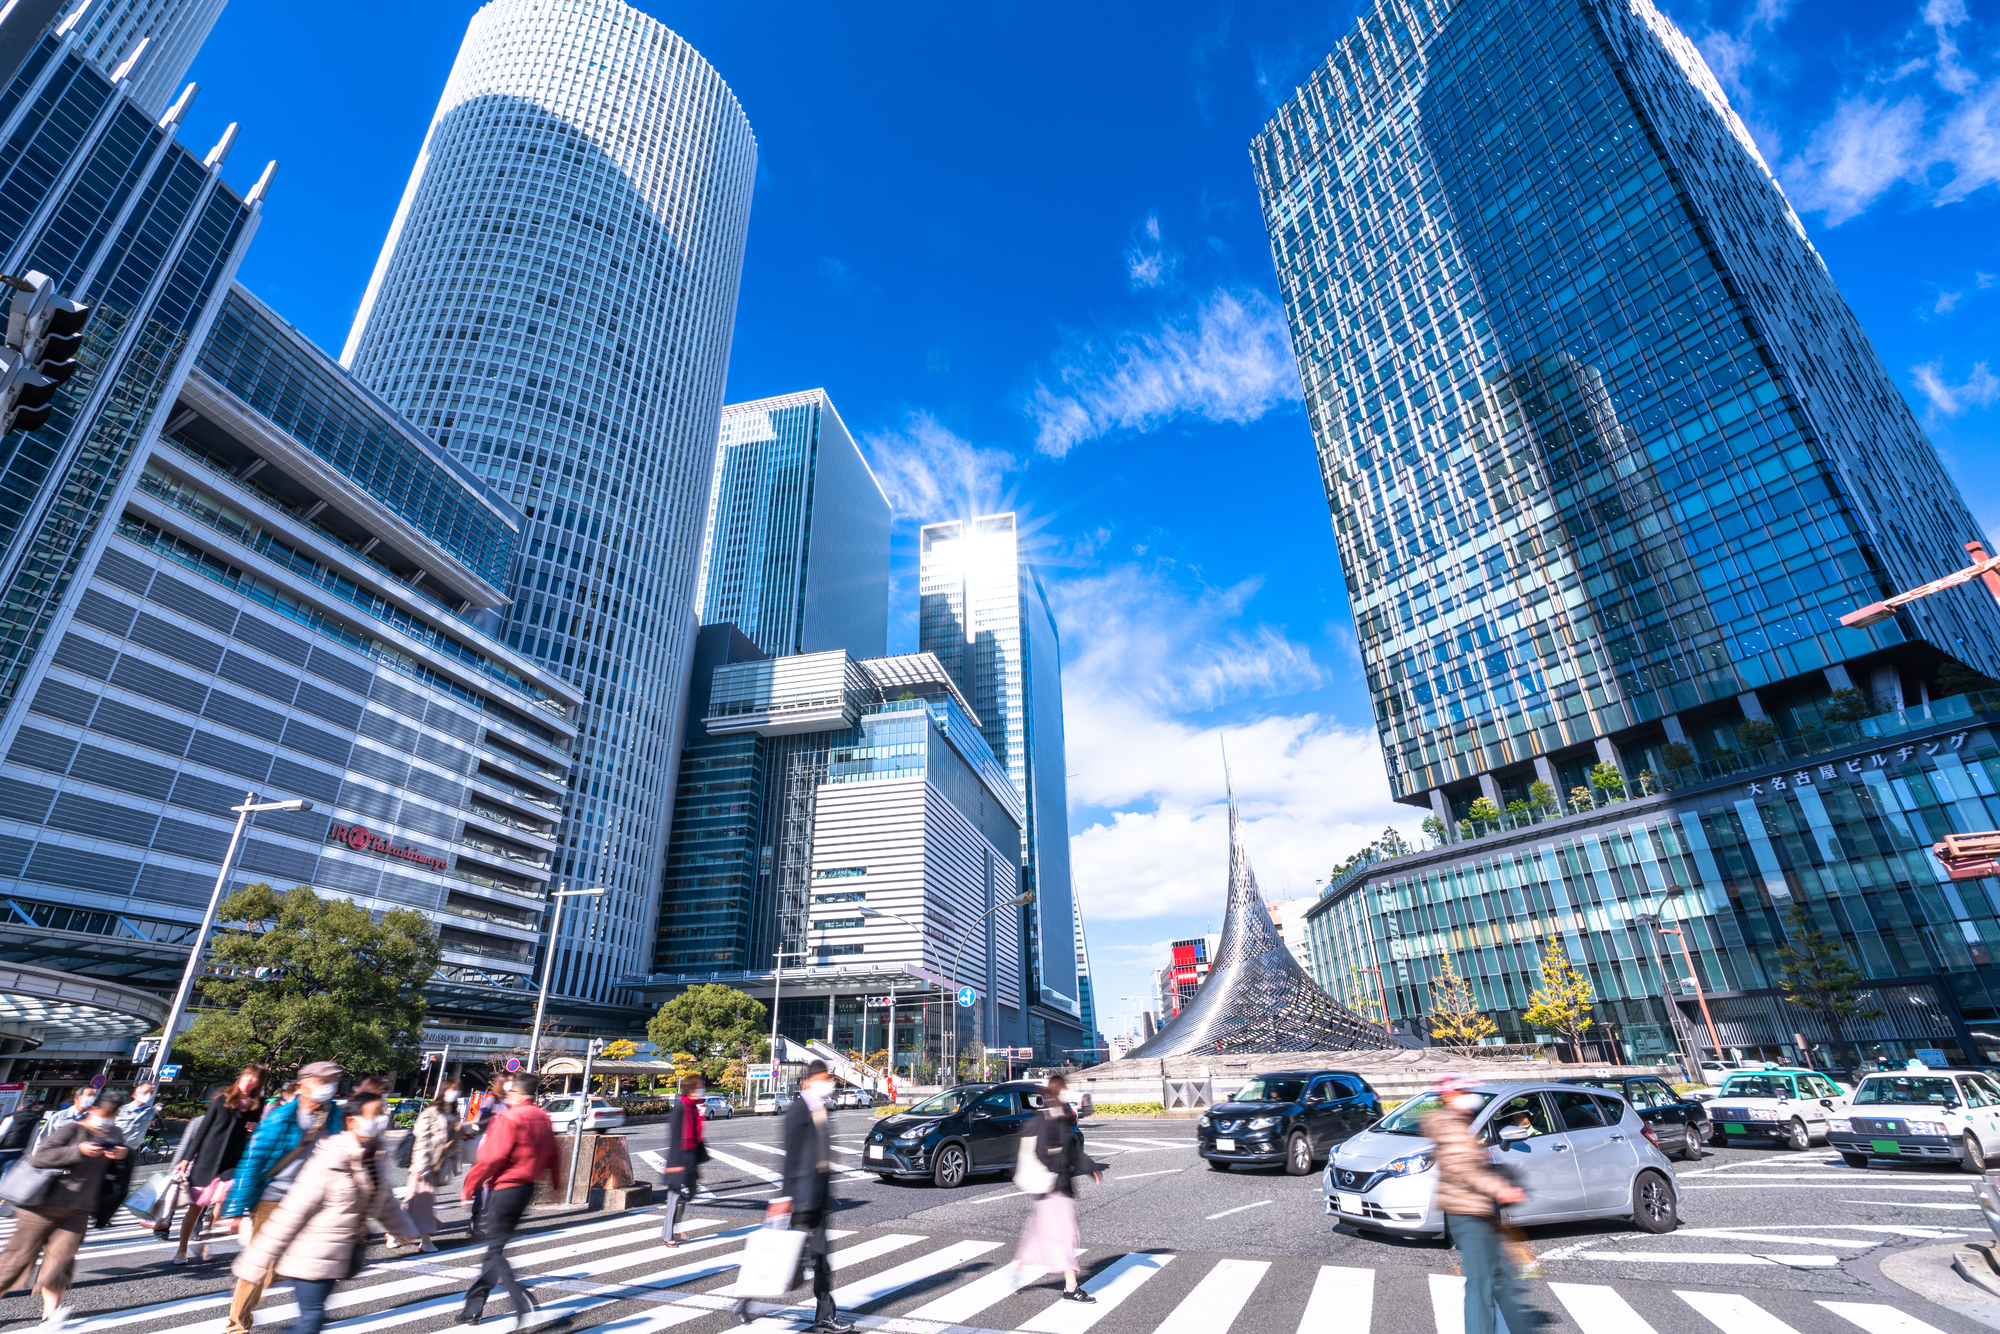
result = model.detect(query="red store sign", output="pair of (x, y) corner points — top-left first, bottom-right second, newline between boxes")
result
(328, 824), (449, 873)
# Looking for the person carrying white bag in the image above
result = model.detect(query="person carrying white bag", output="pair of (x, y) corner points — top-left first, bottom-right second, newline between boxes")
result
(731, 1061), (847, 1333)
(1006, 1075), (1102, 1304)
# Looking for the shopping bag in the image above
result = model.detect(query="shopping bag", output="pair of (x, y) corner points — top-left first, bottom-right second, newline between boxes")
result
(124, 1170), (173, 1220)
(1012, 1136), (1055, 1196)
(732, 1222), (807, 1299)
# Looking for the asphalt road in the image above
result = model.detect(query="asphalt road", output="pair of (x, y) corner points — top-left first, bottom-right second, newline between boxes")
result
(8, 1108), (2000, 1334)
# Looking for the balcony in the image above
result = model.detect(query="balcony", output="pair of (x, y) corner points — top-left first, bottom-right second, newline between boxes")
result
(463, 798), (556, 844)
(460, 831), (552, 873)
(472, 768), (562, 813)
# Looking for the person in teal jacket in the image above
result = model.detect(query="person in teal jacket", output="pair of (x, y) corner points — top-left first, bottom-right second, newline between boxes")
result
(219, 1062), (345, 1334)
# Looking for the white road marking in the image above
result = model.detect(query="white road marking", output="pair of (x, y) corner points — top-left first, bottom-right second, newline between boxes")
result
(903, 1253), (1078, 1323)
(1018, 1251), (1174, 1333)
(1817, 1302), (1952, 1333)
(1297, 1266), (1372, 1334)
(1583, 1252), (1840, 1267)
(702, 1145), (785, 1182)
(827, 1238), (1001, 1308)
(1203, 1199), (1273, 1220)
(1427, 1273), (1514, 1334)
(715, 1232), (924, 1298)
(968, 1190), (1030, 1204)
(1667, 1230), (1873, 1248)
(1550, 1283), (1659, 1333)
(1678, 1290), (1804, 1333)
(1152, 1257), (1269, 1334)
(1112, 1169), (1184, 1180)
(1839, 1200), (1980, 1210)
(1683, 1183), (1973, 1192)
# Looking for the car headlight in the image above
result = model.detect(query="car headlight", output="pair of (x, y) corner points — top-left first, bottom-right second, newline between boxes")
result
(1828, 1118), (1851, 1132)
(895, 1126), (922, 1141)
(1198, 1115), (1212, 1128)
(1384, 1151), (1434, 1176)
(1246, 1116), (1281, 1131)
(1908, 1121), (1948, 1136)
(1745, 1108), (1780, 1121)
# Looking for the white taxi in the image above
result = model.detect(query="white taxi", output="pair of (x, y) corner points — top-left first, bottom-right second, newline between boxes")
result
(1828, 1069), (2000, 1172)
(1704, 1067), (1848, 1149)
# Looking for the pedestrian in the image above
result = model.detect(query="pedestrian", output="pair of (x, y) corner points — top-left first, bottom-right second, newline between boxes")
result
(1420, 1076), (1530, 1334)
(399, 1078), (460, 1252)
(344, 1074), (390, 1120)
(1008, 1075), (1103, 1303)
(229, 1092), (417, 1334)
(169, 1064), (267, 1265)
(116, 1082), (160, 1150)
(660, 1073), (707, 1248)
(456, 1073), (559, 1328)
(219, 1061), (347, 1334)
(737, 1061), (849, 1333)
(31, 1088), (96, 1152)
(0, 1087), (134, 1333)
(0, 1098), (46, 1174)
(457, 1075), (503, 1173)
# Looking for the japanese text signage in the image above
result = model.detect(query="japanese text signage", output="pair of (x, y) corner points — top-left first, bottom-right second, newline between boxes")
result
(1744, 733), (1969, 799)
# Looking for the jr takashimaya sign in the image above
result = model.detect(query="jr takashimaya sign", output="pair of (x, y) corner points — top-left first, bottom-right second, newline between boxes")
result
(328, 823), (449, 873)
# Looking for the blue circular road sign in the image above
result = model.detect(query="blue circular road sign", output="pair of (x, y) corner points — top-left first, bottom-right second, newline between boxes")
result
(956, 986), (976, 1008)
(505, 1058), (521, 1073)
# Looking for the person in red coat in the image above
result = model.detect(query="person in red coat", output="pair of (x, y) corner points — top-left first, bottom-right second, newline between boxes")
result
(456, 1074), (560, 1327)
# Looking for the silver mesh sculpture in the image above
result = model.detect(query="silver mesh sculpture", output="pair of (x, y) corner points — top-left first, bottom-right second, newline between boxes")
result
(1127, 788), (1391, 1057)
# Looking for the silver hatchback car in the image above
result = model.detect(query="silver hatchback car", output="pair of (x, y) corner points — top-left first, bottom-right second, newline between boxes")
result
(1323, 1081), (1679, 1240)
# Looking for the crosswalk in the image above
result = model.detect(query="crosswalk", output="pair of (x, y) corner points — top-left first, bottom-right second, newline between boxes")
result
(35, 1199), (1973, 1334)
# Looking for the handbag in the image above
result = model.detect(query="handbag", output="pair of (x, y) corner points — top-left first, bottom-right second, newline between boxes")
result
(124, 1169), (172, 1220)
(150, 1175), (186, 1238)
(733, 1220), (808, 1299)
(0, 1157), (63, 1207)
(1013, 1135), (1057, 1196)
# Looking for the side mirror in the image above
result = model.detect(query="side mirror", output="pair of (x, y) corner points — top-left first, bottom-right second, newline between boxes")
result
(1499, 1124), (1535, 1142)
(970, 1109), (990, 1122)
(1820, 1098), (1834, 1108)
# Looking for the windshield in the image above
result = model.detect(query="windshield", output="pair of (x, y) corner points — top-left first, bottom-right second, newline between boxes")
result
(1718, 1075), (1796, 1099)
(1234, 1077), (1308, 1103)
(1375, 1091), (1489, 1135)
(907, 1088), (981, 1116)
(1854, 1076), (1960, 1106)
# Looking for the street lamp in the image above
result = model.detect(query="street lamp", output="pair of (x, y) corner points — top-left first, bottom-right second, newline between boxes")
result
(767, 947), (810, 1084)
(1634, 904), (1696, 1080)
(528, 886), (607, 1072)
(854, 905), (923, 1090)
(943, 891), (1033, 1081)
(150, 792), (311, 1079)
(1841, 540), (2000, 629)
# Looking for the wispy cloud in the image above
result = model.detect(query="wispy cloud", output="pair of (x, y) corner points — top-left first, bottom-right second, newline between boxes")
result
(858, 411), (1015, 523)
(1025, 288), (1299, 458)
(1911, 359), (2000, 415)
(1124, 213), (1178, 290)
(1784, 96), (1929, 223)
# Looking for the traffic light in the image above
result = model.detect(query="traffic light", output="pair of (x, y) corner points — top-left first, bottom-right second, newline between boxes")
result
(0, 270), (91, 436)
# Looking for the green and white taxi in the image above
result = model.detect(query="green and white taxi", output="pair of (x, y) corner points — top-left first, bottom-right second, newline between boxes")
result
(1827, 1069), (2000, 1171)
(1705, 1067), (1849, 1149)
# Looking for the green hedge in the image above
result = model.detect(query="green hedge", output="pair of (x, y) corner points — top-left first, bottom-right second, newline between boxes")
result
(1090, 1101), (1165, 1115)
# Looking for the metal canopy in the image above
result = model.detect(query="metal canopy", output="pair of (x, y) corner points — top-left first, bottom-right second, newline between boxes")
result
(1126, 788), (1394, 1058)
(0, 962), (168, 1044)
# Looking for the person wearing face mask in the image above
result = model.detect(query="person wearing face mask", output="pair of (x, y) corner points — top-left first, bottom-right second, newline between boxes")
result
(230, 1093), (417, 1334)
(398, 1078), (460, 1251)
(219, 1062), (347, 1334)
(30, 1088), (97, 1154)
(169, 1065), (268, 1265)
(456, 1074), (559, 1329)
(659, 1073), (707, 1248)
(738, 1061), (847, 1333)
(1008, 1075), (1103, 1304)
(1420, 1075), (1530, 1334)
(0, 1088), (132, 1333)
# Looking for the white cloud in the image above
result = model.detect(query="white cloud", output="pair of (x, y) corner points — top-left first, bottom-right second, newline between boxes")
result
(1124, 212), (1178, 290)
(1025, 288), (1300, 458)
(1783, 96), (1929, 223)
(1911, 359), (2000, 415)
(857, 411), (1016, 524)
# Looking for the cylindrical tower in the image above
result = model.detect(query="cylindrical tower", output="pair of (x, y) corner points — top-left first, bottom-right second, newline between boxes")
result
(342, 0), (756, 1006)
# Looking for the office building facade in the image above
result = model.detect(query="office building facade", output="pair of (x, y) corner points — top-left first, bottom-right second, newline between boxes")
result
(1261, 0), (2000, 1066)
(633, 640), (1025, 1066)
(342, 0), (758, 1003)
(919, 514), (1083, 1061)
(52, 0), (227, 115)
(700, 389), (889, 662)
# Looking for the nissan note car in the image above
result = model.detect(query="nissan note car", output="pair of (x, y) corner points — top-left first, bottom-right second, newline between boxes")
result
(1197, 1070), (1383, 1174)
(1829, 1069), (2000, 1171)
(1323, 1082), (1679, 1239)
(864, 1081), (1080, 1188)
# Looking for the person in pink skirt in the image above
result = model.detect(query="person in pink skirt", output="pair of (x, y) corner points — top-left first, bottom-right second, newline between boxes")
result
(1011, 1075), (1103, 1303)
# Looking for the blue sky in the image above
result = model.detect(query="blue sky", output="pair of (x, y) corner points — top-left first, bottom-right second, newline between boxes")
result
(180, 0), (1999, 1043)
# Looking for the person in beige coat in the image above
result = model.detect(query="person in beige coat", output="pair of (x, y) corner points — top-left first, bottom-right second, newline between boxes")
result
(231, 1093), (416, 1334)
(398, 1080), (460, 1251)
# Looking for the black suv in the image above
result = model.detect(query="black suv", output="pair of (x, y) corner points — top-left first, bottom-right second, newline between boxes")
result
(1197, 1070), (1383, 1175)
(863, 1081), (1080, 1188)
(1556, 1075), (1710, 1160)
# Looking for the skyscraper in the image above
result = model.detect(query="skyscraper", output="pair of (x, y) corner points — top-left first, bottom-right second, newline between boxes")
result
(919, 514), (1083, 1061)
(699, 390), (889, 661)
(1264, 0), (2000, 1065)
(342, 0), (757, 1003)
(52, 0), (227, 115)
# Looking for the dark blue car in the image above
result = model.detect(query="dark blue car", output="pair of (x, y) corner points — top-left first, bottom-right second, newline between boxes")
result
(863, 1081), (1081, 1188)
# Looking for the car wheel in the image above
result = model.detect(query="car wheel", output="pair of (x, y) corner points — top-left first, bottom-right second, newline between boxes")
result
(1962, 1132), (1987, 1175)
(1284, 1132), (1314, 1176)
(1677, 1129), (1702, 1162)
(932, 1142), (969, 1189)
(1840, 1153), (1869, 1168)
(1786, 1119), (1811, 1151)
(1631, 1169), (1677, 1233)
(1207, 1158), (1229, 1172)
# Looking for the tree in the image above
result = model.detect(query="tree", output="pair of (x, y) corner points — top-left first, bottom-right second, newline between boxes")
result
(1660, 741), (1696, 773)
(1467, 797), (1500, 827)
(1774, 902), (1883, 1073)
(1822, 687), (1882, 724)
(600, 1038), (639, 1062)
(647, 983), (770, 1085)
(1936, 659), (2000, 698)
(1588, 761), (1625, 800)
(1374, 825), (1412, 859)
(1348, 967), (1385, 1025)
(1636, 769), (1658, 796)
(1421, 815), (1447, 843)
(1736, 717), (1777, 749)
(1568, 786), (1595, 813)
(1523, 938), (1597, 1059)
(1528, 780), (1559, 813)
(1505, 799), (1531, 821)
(176, 883), (439, 1083)
(1427, 955), (1498, 1052)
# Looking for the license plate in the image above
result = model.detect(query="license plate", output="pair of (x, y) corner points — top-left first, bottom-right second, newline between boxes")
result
(1723, 1123), (1746, 1135)
(868, 1145), (884, 1160)
(1337, 1191), (1362, 1213)
(1871, 1139), (1901, 1155)
(1215, 1138), (1236, 1151)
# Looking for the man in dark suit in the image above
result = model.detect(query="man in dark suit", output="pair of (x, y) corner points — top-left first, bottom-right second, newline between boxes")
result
(741, 1060), (849, 1332)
